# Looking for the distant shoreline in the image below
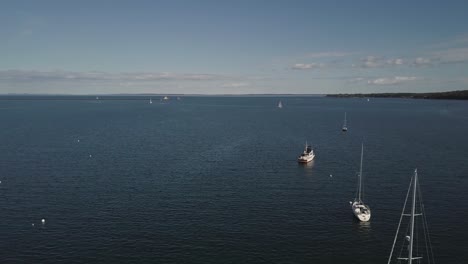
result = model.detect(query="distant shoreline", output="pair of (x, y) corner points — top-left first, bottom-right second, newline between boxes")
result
(326, 90), (468, 100)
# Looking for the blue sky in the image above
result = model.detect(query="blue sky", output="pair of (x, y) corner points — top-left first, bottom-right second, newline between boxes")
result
(1, 0), (468, 94)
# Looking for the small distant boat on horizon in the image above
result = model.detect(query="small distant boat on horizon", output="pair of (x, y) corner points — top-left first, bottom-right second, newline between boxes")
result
(149, 98), (153, 104)
(342, 112), (348, 132)
(96, 96), (99, 100)
(298, 141), (315, 163)
(278, 100), (283, 109)
(349, 144), (371, 222)
(163, 96), (169, 100)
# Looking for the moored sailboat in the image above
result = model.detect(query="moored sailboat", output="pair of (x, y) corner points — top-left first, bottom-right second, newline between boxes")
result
(342, 112), (348, 132)
(350, 144), (371, 222)
(298, 141), (315, 163)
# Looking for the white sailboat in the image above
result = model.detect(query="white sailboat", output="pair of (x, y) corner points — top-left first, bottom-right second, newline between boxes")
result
(387, 169), (435, 264)
(342, 112), (348, 132)
(149, 98), (153, 104)
(350, 144), (371, 222)
(297, 141), (315, 163)
(278, 100), (283, 109)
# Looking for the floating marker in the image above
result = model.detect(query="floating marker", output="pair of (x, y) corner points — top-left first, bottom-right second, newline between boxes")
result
(41, 219), (45, 224)
(89, 154), (92, 158)
(32, 223), (35, 227)
(77, 139), (80, 142)
(330, 174), (333, 177)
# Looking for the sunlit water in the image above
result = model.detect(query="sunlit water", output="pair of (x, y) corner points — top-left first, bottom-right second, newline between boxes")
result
(1, 96), (467, 263)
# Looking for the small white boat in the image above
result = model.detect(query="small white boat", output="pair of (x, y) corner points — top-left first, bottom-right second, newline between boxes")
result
(350, 144), (371, 222)
(163, 96), (169, 100)
(342, 112), (348, 132)
(278, 100), (283, 109)
(149, 98), (153, 104)
(298, 142), (315, 163)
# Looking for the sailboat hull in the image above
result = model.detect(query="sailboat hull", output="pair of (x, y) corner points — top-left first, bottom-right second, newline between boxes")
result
(351, 202), (371, 222)
(298, 154), (315, 163)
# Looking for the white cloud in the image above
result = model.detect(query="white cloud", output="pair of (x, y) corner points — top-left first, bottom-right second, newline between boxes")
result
(221, 82), (250, 88)
(291, 63), (324, 70)
(432, 47), (468, 64)
(367, 76), (419, 85)
(0, 70), (225, 82)
(412, 57), (432, 66)
(360, 56), (384, 68)
(359, 56), (406, 68)
(347, 77), (366, 83)
(306, 51), (354, 58)
(386, 58), (404, 65)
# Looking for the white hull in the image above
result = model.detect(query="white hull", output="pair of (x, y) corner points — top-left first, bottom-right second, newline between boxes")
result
(298, 142), (315, 163)
(351, 201), (371, 222)
(298, 154), (315, 163)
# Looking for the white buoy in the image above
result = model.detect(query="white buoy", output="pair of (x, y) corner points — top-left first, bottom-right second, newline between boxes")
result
(32, 223), (35, 227)
(89, 154), (92, 158)
(41, 219), (45, 224)
(77, 139), (80, 142)
(329, 174), (333, 177)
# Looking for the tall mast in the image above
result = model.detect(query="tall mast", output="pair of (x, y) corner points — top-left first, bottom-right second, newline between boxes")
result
(344, 112), (347, 127)
(408, 169), (418, 264)
(358, 143), (363, 201)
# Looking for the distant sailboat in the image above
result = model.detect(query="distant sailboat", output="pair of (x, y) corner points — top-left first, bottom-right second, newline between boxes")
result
(278, 100), (283, 109)
(149, 98), (153, 104)
(350, 144), (371, 222)
(387, 169), (435, 264)
(342, 112), (348, 132)
(163, 96), (169, 100)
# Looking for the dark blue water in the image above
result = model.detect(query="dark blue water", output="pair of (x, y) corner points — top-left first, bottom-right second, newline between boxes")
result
(1, 97), (467, 263)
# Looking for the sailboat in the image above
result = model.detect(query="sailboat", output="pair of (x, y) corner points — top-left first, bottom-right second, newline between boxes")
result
(149, 98), (153, 104)
(349, 144), (371, 222)
(297, 141), (315, 163)
(342, 112), (348, 132)
(278, 100), (283, 109)
(387, 169), (435, 264)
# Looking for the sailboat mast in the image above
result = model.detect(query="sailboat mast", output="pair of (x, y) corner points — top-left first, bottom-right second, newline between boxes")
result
(408, 169), (418, 264)
(358, 144), (363, 201)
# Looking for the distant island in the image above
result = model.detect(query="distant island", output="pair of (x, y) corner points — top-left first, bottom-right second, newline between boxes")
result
(326, 90), (468, 100)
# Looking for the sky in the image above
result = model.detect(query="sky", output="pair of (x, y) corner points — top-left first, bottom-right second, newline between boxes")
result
(1, 0), (468, 94)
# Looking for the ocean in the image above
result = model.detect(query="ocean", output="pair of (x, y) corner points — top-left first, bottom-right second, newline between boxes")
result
(1, 96), (467, 263)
